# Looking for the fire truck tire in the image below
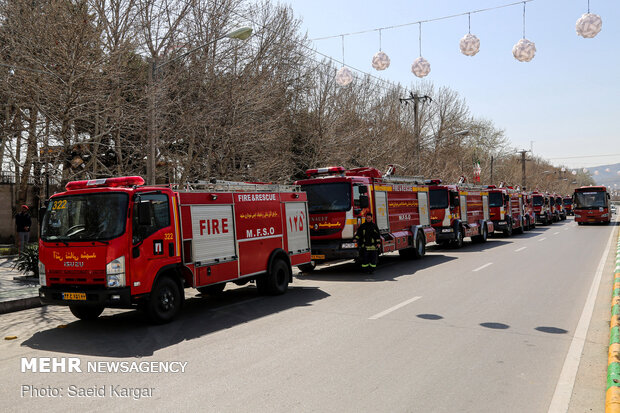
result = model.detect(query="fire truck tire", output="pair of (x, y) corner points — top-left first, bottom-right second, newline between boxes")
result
(453, 227), (464, 248)
(197, 283), (226, 296)
(264, 259), (289, 295)
(298, 263), (316, 273)
(414, 233), (426, 258)
(147, 276), (181, 324)
(515, 219), (524, 235)
(69, 305), (104, 321)
(472, 224), (488, 243)
(503, 221), (513, 237)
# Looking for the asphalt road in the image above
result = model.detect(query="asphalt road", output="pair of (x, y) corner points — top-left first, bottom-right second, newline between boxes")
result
(0, 217), (617, 412)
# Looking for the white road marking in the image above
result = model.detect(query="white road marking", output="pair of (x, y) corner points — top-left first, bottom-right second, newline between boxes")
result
(539, 237), (547, 242)
(564, 227), (569, 231)
(515, 247), (527, 252)
(547, 223), (617, 413)
(554, 232), (560, 235)
(369, 296), (422, 320)
(473, 262), (493, 272)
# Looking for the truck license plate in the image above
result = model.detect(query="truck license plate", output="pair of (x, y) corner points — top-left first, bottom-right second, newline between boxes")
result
(63, 292), (86, 301)
(311, 254), (325, 260)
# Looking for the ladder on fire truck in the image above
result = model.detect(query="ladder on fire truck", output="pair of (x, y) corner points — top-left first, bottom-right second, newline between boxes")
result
(180, 179), (301, 193)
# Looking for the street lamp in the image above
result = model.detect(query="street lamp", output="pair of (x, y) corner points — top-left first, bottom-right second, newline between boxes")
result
(146, 27), (253, 185)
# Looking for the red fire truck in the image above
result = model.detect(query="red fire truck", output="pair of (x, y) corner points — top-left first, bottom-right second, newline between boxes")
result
(294, 166), (436, 271)
(573, 185), (611, 225)
(38, 176), (311, 323)
(531, 191), (552, 225)
(522, 191), (536, 229)
(428, 178), (494, 247)
(563, 196), (574, 216)
(553, 195), (567, 221)
(487, 185), (527, 236)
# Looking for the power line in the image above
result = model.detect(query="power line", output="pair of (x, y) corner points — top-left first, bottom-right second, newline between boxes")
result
(310, 0), (535, 41)
(548, 153), (620, 160)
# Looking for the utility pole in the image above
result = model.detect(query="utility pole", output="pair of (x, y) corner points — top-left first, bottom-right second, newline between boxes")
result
(400, 92), (431, 174)
(490, 155), (494, 184)
(517, 149), (529, 189)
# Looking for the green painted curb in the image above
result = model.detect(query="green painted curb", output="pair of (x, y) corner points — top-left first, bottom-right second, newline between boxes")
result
(611, 326), (620, 345)
(613, 305), (620, 316)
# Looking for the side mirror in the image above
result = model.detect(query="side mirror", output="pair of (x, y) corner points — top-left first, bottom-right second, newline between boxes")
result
(359, 195), (369, 209)
(137, 201), (152, 226)
(358, 186), (368, 194)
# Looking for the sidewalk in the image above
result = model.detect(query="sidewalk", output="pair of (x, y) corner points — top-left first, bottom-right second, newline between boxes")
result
(0, 255), (42, 314)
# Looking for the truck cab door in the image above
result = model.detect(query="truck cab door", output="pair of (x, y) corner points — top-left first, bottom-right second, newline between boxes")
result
(131, 193), (177, 294)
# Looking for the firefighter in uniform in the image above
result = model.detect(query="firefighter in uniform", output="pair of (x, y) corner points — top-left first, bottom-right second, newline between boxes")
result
(354, 212), (381, 273)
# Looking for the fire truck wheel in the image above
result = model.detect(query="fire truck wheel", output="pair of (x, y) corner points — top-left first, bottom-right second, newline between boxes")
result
(264, 259), (289, 295)
(148, 276), (181, 323)
(473, 224), (488, 243)
(514, 219), (524, 235)
(503, 222), (513, 237)
(414, 233), (426, 258)
(298, 263), (316, 273)
(69, 305), (104, 321)
(453, 227), (464, 248)
(197, 283), (226, 296)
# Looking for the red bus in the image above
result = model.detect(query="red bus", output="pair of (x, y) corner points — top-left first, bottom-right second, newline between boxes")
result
(573, 186), (611, 225)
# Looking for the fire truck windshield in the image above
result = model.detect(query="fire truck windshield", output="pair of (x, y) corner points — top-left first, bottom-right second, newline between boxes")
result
(429, 189), (449, 209)
(301, 182), (351, 213)
(488, 192), (503, 207)
(532, 197), (543, 206)
(41, 193), (129, 242)
(563, 199), (572, 205)
(574, 191), (607, 209)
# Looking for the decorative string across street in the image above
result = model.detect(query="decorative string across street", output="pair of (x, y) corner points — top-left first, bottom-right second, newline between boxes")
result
(314, 0), (604, 85)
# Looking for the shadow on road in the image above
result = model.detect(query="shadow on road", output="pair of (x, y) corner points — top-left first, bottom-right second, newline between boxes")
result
(21, 286), (328, 358)
(480, 322), (511, 330)
(298, 253), (457, 283)
(535, 326), (568, 334)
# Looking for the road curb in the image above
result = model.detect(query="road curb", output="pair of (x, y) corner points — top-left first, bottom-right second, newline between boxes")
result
(607, 235), (620, 413)
(0, 297), (42, 314)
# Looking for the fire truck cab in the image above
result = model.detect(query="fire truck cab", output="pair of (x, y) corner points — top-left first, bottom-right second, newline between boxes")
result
(487, 185), (527, 236)
(295, 166), (436, 271)
(554, 195), (567, 221)
(428, 179), (494, 247)
(38, 176), (311, 323)
(532, 191), (552, 225)
(563, 196), (574, 216)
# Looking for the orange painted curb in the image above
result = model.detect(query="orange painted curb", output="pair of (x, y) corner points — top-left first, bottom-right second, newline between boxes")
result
(612, 316), (620, 329)
(607, 386), (620, 412)
(610, 343), (620, 364)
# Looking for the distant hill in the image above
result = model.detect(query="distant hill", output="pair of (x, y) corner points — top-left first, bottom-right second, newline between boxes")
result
(586, 163), (620, 188)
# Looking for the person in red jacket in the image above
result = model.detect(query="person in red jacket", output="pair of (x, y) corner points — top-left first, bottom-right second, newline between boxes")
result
(354, 212), (381, 273)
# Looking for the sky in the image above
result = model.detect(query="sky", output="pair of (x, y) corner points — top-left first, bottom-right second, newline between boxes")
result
(280, 0), (620, 170)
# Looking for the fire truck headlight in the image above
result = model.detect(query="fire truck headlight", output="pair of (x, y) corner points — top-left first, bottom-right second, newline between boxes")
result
(601, 213), (609, 217)
(38, 260), (46, 287)
(106, 256), (125, 288)
(575, 214), (581, 218)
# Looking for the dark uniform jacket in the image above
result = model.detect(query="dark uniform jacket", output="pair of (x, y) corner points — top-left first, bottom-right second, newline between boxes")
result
(354, 221), (381, 250)
(16, 212), (31, 232)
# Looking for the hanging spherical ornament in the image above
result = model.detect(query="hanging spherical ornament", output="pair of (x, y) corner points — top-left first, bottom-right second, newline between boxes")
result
(512, 38), (536, 62)
(335, 67), (353, 86)
(571, 170), (577, 175)
(594, 170), (599, 175)
(371, 51), (391, 71)
(459, 33), (480, 56)
(605, 168), (611, 172)
(576, 13), (602, 38)
(582, 168), (588, 173)
(411, 57), (431, 78)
